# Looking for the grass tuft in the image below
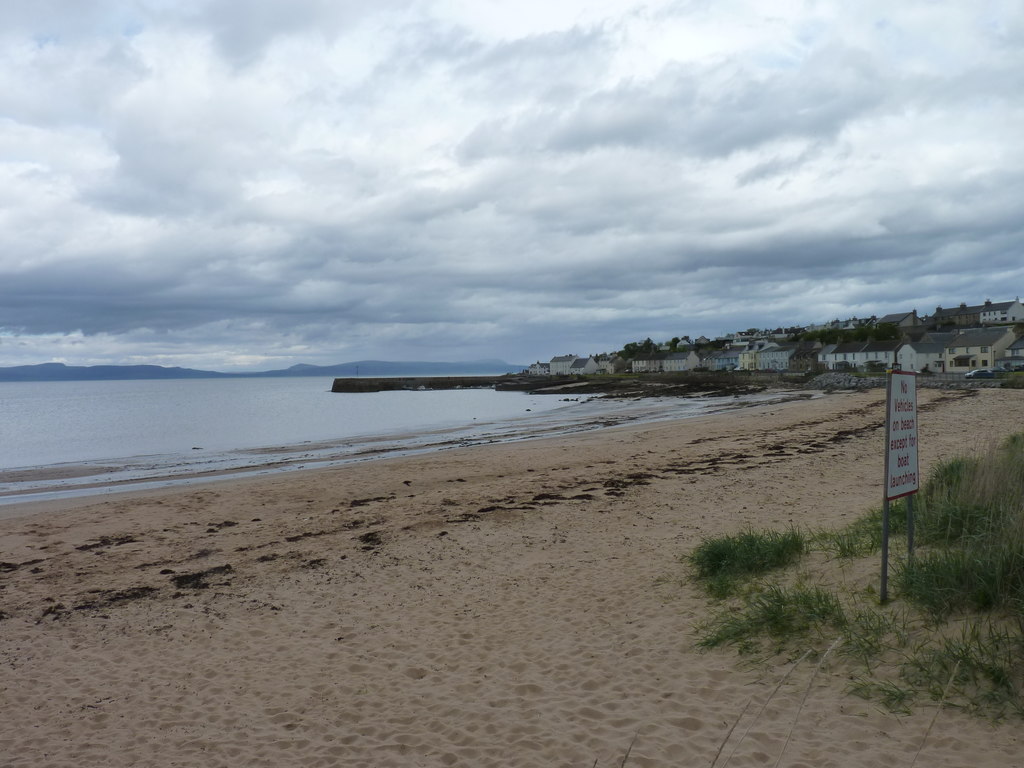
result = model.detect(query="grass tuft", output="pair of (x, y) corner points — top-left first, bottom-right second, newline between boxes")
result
(816, 501), (907, 558)
(698, 584), (845, 651)
(689, 528), (806, 598)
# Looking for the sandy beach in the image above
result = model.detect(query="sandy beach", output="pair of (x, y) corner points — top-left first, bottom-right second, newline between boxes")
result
(2, 387), (1023, 767)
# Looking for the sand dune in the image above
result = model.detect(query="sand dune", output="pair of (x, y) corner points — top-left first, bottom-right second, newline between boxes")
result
(2, 387), (1023, 767)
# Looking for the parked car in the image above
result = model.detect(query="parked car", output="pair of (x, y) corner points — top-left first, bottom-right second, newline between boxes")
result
(964, 368), (996, 379)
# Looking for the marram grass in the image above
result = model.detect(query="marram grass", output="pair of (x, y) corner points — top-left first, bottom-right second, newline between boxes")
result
(687, 433), (1024, 717)
(688, 527), (806, 598)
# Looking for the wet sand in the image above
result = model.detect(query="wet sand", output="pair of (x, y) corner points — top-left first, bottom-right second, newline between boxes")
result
(1, 387), (1022, 767)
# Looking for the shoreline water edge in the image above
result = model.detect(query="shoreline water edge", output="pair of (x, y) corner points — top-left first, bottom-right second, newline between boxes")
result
(1, 387), (812, 508)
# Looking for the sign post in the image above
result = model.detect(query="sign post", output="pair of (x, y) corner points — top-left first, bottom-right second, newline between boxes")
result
(882, 370), (919, 602)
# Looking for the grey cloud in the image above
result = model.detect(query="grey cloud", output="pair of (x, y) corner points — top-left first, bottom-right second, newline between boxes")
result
(545, 46), (884, 158)
(193, 0), (409, 67)
(2, 2), (1024, 369)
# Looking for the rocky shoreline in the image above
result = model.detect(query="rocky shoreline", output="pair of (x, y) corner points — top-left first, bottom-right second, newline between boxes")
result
(805, 371), (1003, 390)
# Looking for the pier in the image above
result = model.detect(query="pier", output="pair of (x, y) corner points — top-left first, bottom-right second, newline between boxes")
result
(330, 375), (528, 393)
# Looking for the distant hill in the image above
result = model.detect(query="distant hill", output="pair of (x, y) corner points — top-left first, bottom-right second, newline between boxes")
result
(0, 362), (232, 382)
(0, 360), (527, 382)
(252, 360), (525, 378)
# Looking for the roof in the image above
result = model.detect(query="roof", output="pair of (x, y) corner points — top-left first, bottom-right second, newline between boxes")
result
(708, 348), (740, 359)
(830, 342), (868, 354)
(901, 341), (945, 353)
(878, 311), (915, 324)
(923, 332), (956, 345)
(947, 328), (1015, 347)
(862, 341), (902, 353)
(981, 301), (1018, 313)
(933, 300), (1016, 319)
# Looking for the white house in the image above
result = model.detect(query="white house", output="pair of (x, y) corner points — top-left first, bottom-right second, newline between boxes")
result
(630, 356), (663, 373)
(662, 350), (701, 372)
(548, 355), (579, 375)
(980, 299), (1024, 325)
(758, 343), (797, 371)
(896, 342), (945, 373)
(860, 341), (901, 370)
(819, 341), (900, 371)
(820, 342), (865, 370)
(569, 357), (601, 375)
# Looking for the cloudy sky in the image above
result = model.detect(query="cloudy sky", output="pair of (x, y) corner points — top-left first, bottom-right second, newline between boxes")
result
(1, 1), (1022, 370)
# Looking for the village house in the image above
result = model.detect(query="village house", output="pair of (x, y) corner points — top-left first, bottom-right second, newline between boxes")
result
(569, 356), (602, 375)
(861, 341), (901, 370)
(980, 298), (1024, 325)
(789, 341), (825, 372)
(943, 328), (1019, 372)
(735, 341), (775, 370)
(758, 343), (799, 370)
(662, 350), (701, 372)
(1001, 336), (1024, 369)
(877, 310), (923, 331)
(820, 342), (865, 370)
(630, 355), (663, 373)
(542, 355), (610, 375)
(819, 341), (900, 371)
(548, 355), (579, 375)
(704, 348), (741, 371)
(896, 341), (946, 373)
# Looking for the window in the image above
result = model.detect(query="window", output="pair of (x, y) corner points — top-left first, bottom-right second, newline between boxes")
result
(981, 346), (989, 353)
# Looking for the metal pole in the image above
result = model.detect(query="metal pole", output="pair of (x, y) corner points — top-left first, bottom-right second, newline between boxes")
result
(906, 493), (915, 563)
(881, 497), (890, 603)
(881, 370), (893, 603)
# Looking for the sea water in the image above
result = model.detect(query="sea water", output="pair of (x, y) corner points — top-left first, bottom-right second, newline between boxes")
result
(0, 378), (573, 468)
(0, 377), (790, 504)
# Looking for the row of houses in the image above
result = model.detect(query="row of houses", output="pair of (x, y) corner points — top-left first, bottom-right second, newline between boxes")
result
(819, 327), (1024, 373)
(528, 298), (1024, 377)
(804, 299), (1024, 335)
(531, 326), (1024, 376)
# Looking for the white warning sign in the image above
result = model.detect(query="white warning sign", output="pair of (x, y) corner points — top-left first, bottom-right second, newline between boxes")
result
(885, 371), (919, 500)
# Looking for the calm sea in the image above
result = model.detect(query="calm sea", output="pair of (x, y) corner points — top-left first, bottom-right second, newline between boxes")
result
(0, 377), (786, 505)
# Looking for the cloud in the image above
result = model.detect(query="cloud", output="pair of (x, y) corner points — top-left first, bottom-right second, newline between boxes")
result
(1, 1), (1023, 369)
